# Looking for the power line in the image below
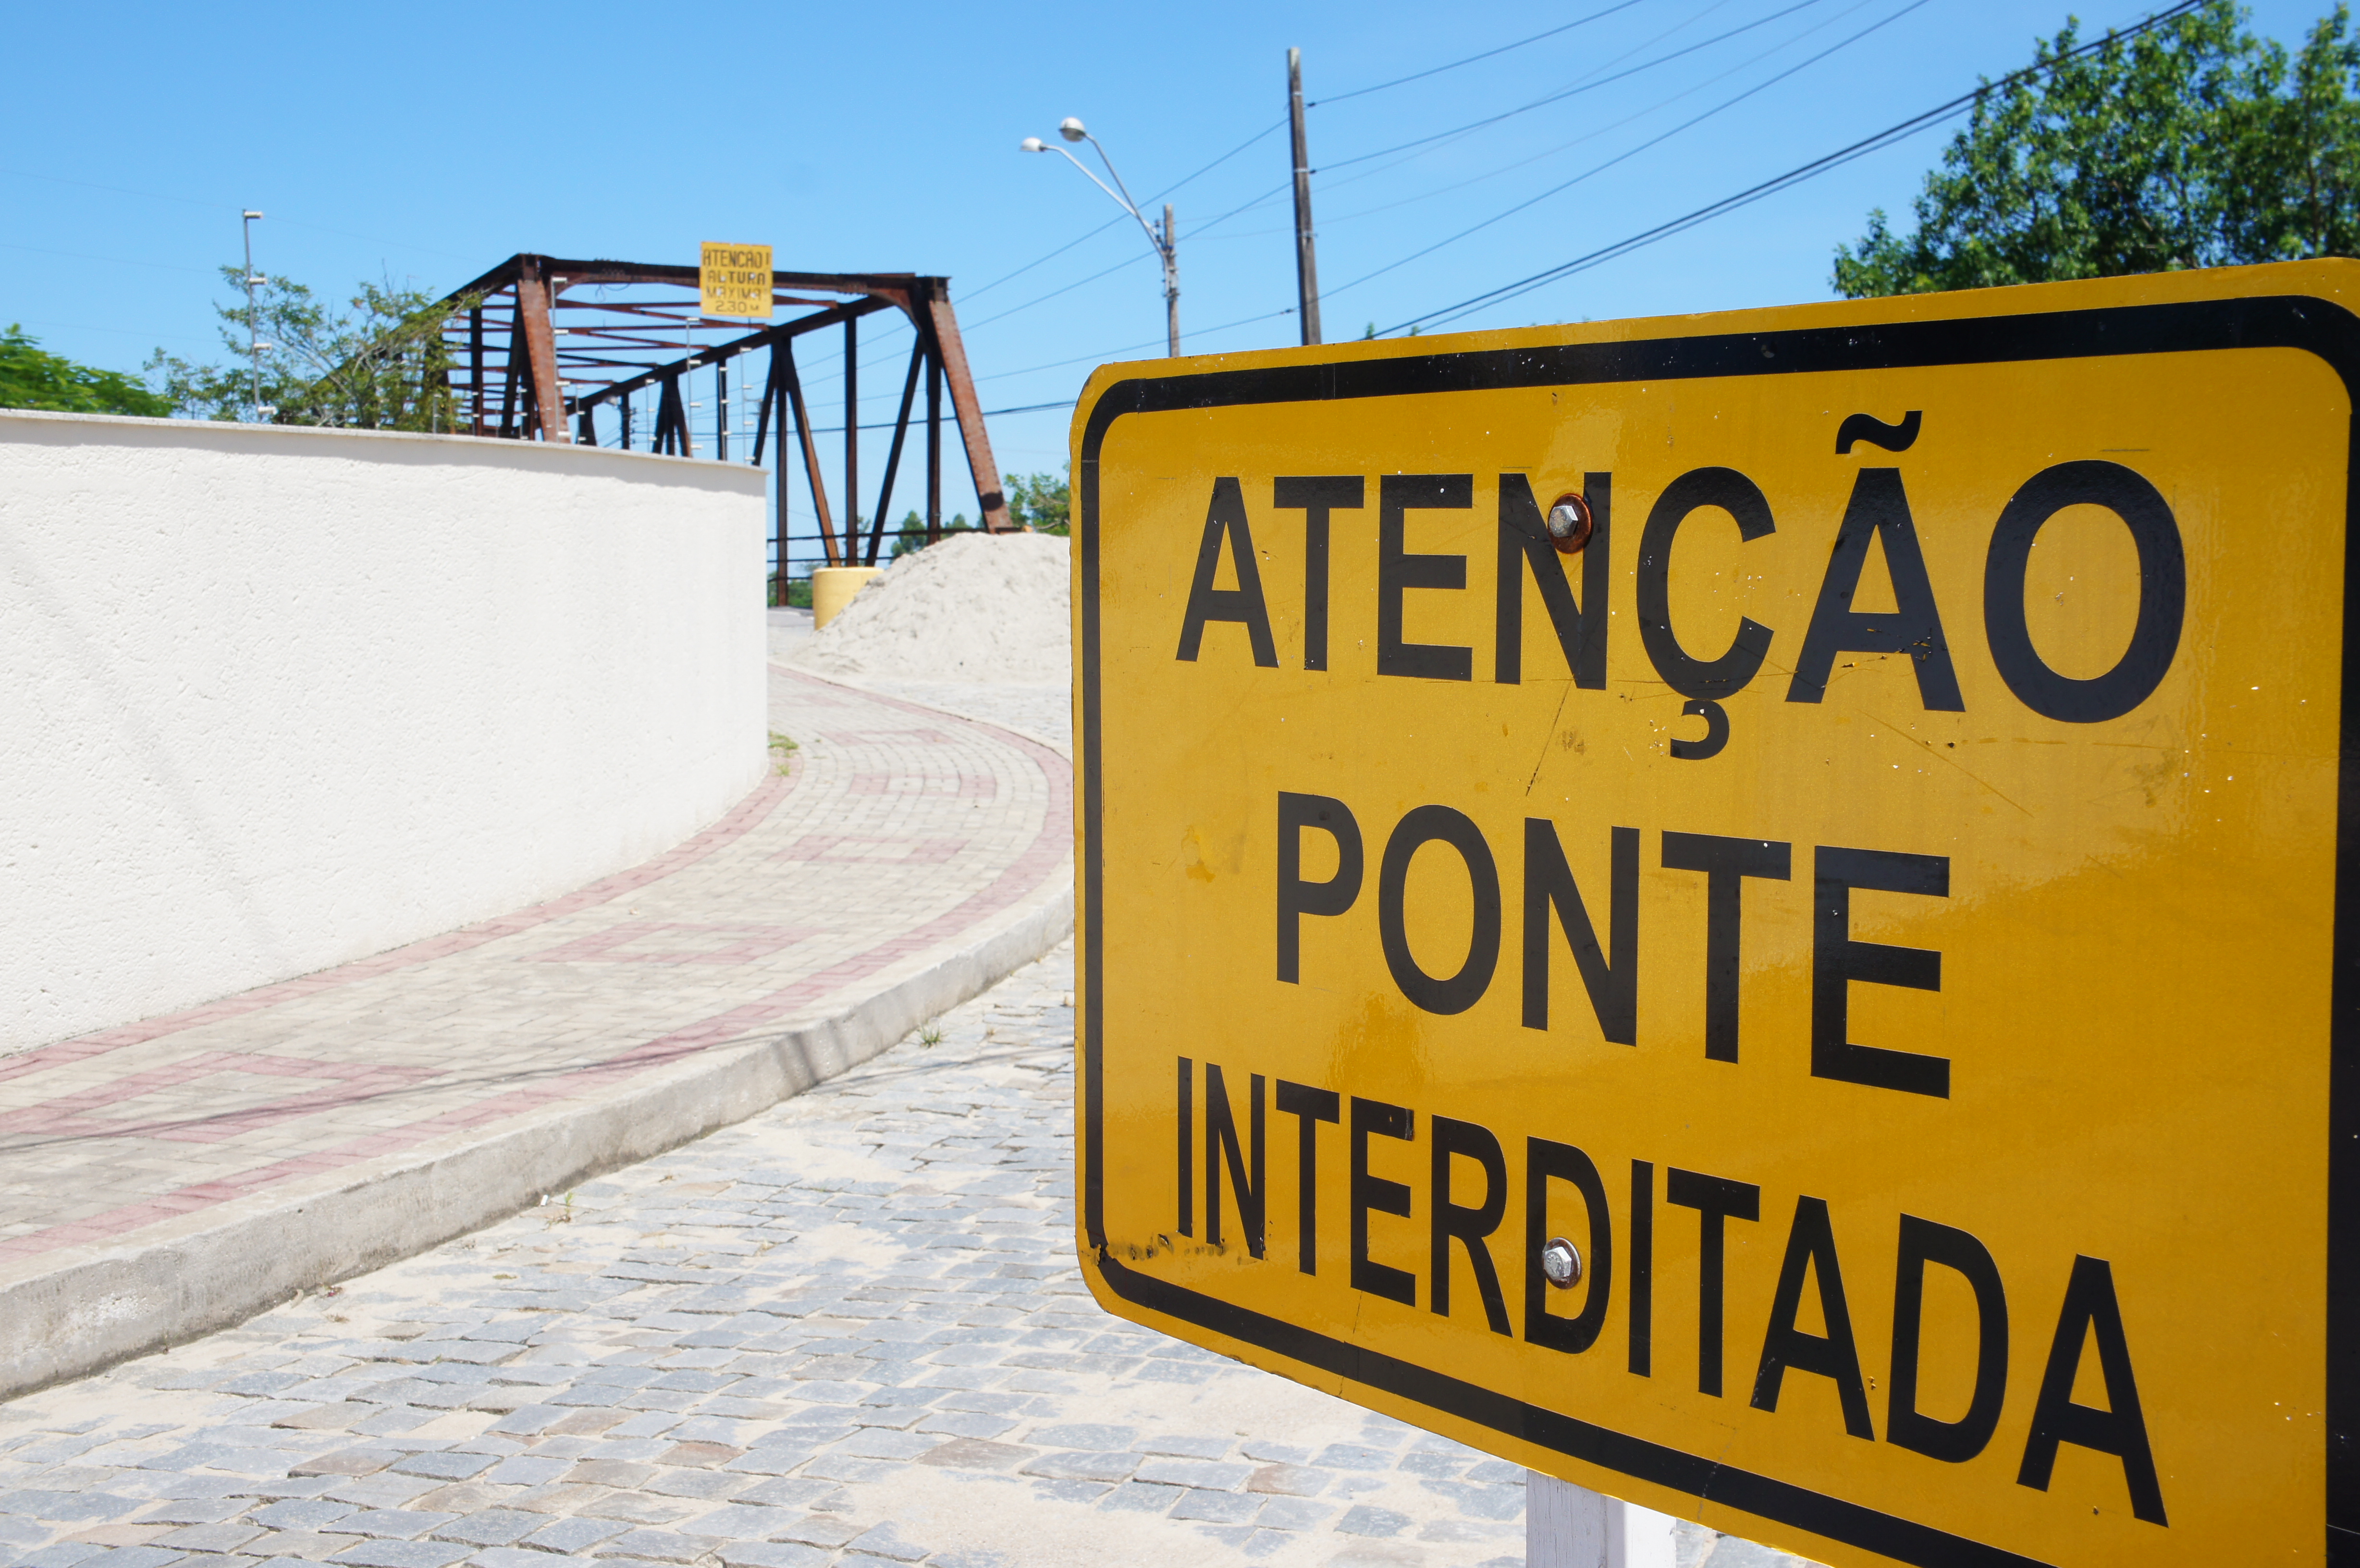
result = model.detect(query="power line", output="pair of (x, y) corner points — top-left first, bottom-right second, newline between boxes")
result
(931, 3), (1852, 395)
(963, 251), (1154, 332)
(804, 117), (1297, 398)
(1, 241), (215, 275)
(803, 233), (1230, 406)
(1324, 0), (1933, 305)
(1277, 0), (1724, 228)
(775, 251), (1278, 412)
(1310, 0), (1651, 106)
(961, 118), (1288, 303)
(1300, 0), (1901, 239)
(790, 37), (1725, 524)
(0, 166), (222, 212)
(958, 215), (1129, 302)
(756, 302), (1300, 433)
(1192, 180), (1294, 236)
(783, 0), (1953, 403)
(842, 1), (1831, 373)
(1148, 120), (1292, 208)
(1299, 1), (1762, 210)
(798, 396), (1079, 435)
(7, 316), (215, 344)
(836, 136), (1286, 403)
(1317, 0), (1831, 174)
(974, 307), (1298, 384)
(1382, 0), (2207, 335)
(928, 5), (1706, 347)
(950, 169), (1297, 347)
(0, 166), (476, 264)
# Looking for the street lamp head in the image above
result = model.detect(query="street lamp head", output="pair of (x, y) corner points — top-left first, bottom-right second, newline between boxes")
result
(1058, 117), (1087, 143)
(242, 209), (263, 220)
(1020, 137), (1047, 153)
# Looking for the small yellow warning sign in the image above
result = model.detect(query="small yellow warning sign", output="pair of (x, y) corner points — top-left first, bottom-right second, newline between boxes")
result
(699, 243), (772, 319)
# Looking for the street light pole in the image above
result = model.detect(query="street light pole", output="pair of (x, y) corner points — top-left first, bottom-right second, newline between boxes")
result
(1021, 119), (1181, 356)
(241, 209), (266, 420)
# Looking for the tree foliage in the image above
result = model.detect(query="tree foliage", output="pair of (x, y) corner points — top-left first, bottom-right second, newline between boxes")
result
(889, 508), (975, 558)
(146, 269), (467, 429)
(1835, 1), (2360, 296)
(0, 325), (171, 416)
(880, 474), (1059, 558)
(1004, 467), (1070, 534)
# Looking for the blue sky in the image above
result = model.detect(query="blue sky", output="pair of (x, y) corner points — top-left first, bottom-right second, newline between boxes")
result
(1, 0), (2333, 559)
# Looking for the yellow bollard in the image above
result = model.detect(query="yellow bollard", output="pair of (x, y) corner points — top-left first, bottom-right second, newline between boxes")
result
(810, 566), (882, 631)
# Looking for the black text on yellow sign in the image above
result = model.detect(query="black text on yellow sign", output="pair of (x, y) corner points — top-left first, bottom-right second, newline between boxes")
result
(1072, 263), (2359, 1568)
(699, 242), (772, 319)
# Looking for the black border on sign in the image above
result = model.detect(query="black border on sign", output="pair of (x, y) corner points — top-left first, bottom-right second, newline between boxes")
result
(1076, 293), (2360, 1568)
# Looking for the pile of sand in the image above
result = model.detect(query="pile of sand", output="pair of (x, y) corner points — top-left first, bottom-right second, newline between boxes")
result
(789, 531), (1070, 684)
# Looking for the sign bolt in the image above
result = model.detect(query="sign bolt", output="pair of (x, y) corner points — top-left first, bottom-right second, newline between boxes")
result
(1545, 494), (1594, 555)
(1540, 1237), (1583, 1288)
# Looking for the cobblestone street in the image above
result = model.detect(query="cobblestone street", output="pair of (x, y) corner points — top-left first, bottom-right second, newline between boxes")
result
(0, 624), (1832, 1568)
(0, 943), (1561, 1568)
(0, 645), (1816, 1568)
(0, 919), (1831, 1568)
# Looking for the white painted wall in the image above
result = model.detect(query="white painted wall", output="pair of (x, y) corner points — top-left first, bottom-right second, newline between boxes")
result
(0, 411), (768, 1055)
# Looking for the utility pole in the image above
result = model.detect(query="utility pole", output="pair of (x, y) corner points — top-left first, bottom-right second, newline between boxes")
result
(241, 209), (266, 419)
(1162, 205), (1180, 357)
(1288, 49), (1322, 346)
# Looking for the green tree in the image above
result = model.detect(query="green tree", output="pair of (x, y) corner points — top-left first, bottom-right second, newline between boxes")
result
(889, 509), (974, 559)
(1003, 466), (1069, 534)
(147, 268), (468, 430)
(1835, 2), (2360, 297)
(0, 325), (171, 416)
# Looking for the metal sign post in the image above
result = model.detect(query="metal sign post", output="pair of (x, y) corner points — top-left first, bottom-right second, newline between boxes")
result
(1071, 261), (2360, 1567)
(1530, 1474), (1678, 1568)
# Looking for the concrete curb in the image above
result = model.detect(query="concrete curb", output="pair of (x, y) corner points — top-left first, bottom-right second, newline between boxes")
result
(772, 665), (1072, 763)
(0, 872), (1073, 1402)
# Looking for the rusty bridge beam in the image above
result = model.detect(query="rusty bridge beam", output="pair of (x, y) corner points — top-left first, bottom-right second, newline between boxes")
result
(777, 340), (837, 566)
(514, 257), (569, 443)
(913, 281), (1010, 532)
(566, 295), (895, 415)
(435, 259), (1011, 516)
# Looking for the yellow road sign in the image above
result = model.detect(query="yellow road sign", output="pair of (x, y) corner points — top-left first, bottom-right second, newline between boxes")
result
(700, 242), (772, 319)
(1071, 261), (2359, 1567)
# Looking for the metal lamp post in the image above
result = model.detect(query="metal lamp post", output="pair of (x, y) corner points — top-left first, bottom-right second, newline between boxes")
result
(1020, 118), (1180, 356)
(241, 209), (271, 421)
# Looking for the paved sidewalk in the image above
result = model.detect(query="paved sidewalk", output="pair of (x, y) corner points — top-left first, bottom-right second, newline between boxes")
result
(0, 666), (1071, 1393)
(0, 943), (1814, 1568)
(767, 609), (1069, 754)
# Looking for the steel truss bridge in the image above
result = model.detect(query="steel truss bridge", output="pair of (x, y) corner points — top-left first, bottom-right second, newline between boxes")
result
(436, 255), (1015, 577)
